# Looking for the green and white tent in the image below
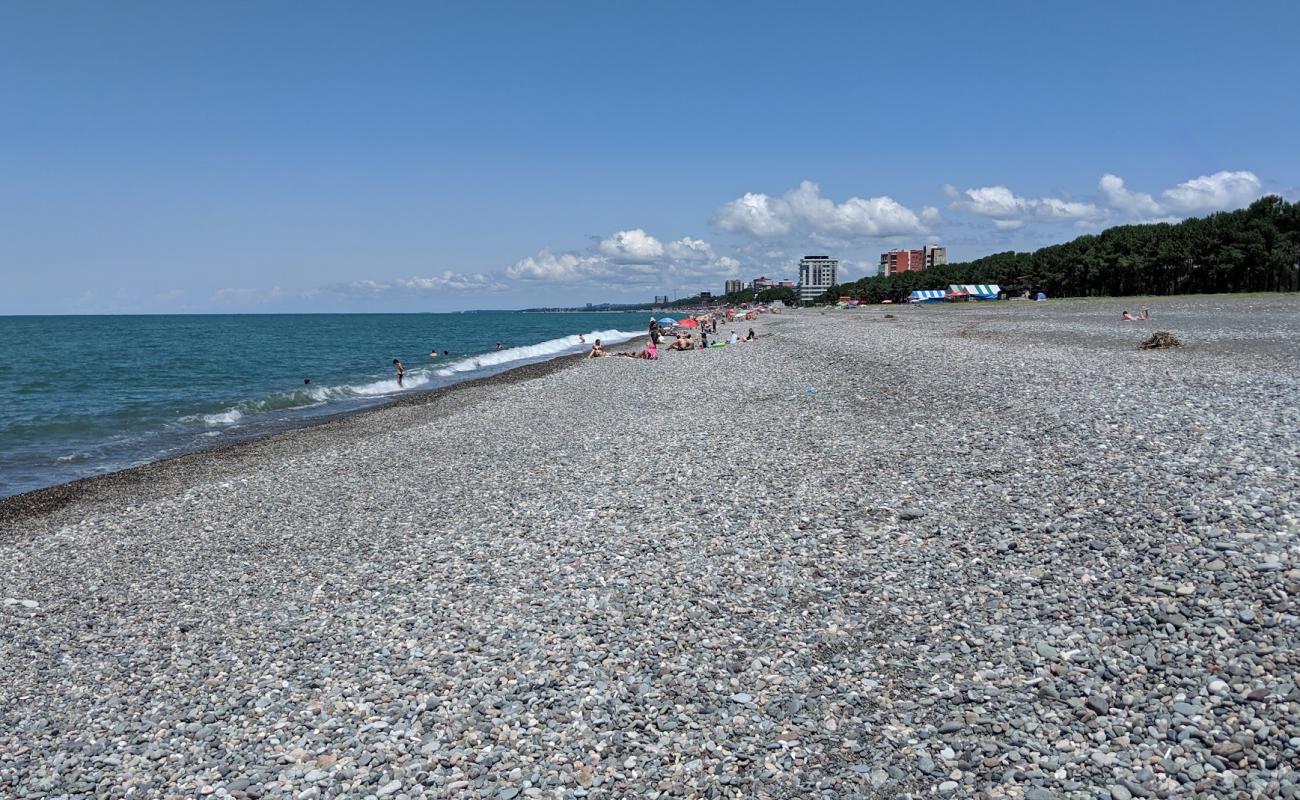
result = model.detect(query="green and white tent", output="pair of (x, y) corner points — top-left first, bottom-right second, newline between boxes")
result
(948, 284), (1001, 299)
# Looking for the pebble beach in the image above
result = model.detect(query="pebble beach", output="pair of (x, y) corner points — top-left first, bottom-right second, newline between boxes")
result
(2, 295), (1298, 799)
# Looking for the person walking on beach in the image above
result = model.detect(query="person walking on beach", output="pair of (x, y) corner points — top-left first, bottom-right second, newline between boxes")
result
(393, 359), (406, 387)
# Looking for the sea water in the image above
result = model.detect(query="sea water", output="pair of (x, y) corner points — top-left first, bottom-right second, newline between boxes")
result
(0, 311), (650, 498)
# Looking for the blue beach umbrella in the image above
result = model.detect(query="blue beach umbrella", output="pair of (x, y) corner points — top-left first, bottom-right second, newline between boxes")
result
(658, 317), (677, 326)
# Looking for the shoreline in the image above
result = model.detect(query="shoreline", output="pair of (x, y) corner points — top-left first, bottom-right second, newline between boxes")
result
(3, 297), (1295, 797)
(0, 336), (646, 531)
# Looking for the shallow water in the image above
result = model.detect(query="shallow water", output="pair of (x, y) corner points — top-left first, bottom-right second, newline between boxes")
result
(0, 311), (647, 497)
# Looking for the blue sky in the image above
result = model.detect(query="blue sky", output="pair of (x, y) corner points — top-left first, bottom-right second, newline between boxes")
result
(2, 0), (1296, 313)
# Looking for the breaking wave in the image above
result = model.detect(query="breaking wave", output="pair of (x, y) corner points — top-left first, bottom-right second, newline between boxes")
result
(182, 328), (640, 428)
(435, 329), (640, 376)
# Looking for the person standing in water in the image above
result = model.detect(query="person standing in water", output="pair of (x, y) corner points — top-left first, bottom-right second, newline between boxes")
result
(393, 359), (405, 387)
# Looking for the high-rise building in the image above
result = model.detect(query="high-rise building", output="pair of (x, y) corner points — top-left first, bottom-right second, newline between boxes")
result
(881, 245), (947, 276)
(724, 279), (743, 295)
(797, 256), (839, 302)
(881, 249), (925, 276)
(654, 295), (669, 305)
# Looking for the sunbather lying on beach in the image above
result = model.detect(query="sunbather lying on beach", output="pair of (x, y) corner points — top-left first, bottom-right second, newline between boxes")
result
(744, 328), (757, 341)
(615, 339), (659, 360)
(1122, 310), (1135, 321)
(667, 334), (693, 351)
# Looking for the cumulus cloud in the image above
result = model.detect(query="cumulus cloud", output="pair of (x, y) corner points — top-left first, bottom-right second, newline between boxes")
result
(714, 180), (931, 238)
(1159, 170), (1261, 213)
(946, 184), (1104, 228)
(597, 228), (665, 262)
(507, 230), (740, 287)
(396, 272), (505, 291)
(954, 171), (1264, 230)
(506, 250), (618, 283)
(714, 192), (792, 236)
(1099, 171), (1261, 220)
(665, 236), (717, 261)
(1099, 174), (1162, 216)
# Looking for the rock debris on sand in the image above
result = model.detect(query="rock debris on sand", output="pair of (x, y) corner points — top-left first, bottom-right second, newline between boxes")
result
(2, 296), (1298, 799)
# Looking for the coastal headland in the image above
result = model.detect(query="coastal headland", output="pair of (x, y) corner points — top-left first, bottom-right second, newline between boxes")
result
(2, 295), (1297, 798)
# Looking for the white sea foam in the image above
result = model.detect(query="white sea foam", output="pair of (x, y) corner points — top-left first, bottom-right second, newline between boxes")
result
(201, 409), (244, 426)
(434, 329), (641, 377)
(178, 329), (638, 429)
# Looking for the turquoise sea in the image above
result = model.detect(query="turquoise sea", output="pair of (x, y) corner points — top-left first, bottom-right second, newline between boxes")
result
(0, 311), (648, 498)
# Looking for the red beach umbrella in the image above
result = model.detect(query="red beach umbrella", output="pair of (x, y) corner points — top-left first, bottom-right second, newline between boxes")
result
(679, 318), (700, 328)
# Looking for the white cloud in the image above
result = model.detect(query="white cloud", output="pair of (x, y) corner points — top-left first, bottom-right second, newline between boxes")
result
(1100, 171), (1260, 219)
(507, 229), (741, 287)
(947, 184), (1104, 228)
(954, 171), (1265, 231)
(665, 236), (717, 261)
(714, 191), (792, 236)
(714, 180), (931, 238)
(597, 228), (664, 262)
(1099, 174), (1161, 216)
(396, 272), (505, 291)
(1159, 170), (1261, 213)
(506, 250), (617, 283)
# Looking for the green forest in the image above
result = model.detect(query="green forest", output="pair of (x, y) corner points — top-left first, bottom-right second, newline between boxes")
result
(825, 196), (1300, 304)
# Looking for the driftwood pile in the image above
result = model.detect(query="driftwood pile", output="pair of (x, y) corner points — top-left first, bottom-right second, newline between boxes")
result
(1139, 331), (1182, 349)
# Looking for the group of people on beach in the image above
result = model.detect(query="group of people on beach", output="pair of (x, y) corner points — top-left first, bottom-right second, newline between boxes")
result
(394, 315), (755, 386)
(1122, 308), (1153, 321)
(588, 316), (758, 361)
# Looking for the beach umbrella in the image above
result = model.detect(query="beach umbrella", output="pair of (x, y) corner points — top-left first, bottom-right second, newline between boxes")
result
(658, 317), (677, 326)
(679, 318), (700, 328)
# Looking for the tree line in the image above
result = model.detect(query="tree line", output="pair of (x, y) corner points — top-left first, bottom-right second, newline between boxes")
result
(822, 196), (1300, 304)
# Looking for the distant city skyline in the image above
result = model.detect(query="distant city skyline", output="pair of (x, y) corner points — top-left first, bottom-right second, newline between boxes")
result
(2, 1), (1297, 314)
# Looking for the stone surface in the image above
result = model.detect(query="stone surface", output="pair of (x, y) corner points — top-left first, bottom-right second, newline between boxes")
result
(2, 296), (1298, 798)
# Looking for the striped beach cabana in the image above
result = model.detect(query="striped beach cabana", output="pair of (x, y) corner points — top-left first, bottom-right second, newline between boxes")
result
(949, 284), (1002, 299)
(909, 290), (946, 303)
